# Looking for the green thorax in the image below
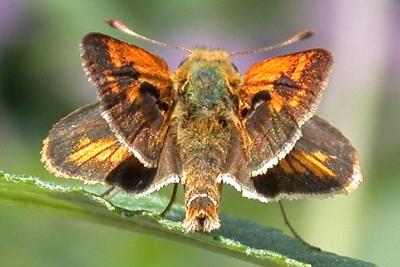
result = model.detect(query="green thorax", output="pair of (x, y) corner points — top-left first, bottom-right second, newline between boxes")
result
(182, 62), (230, 111)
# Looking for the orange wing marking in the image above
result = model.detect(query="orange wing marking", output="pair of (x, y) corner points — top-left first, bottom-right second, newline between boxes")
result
(290, 151), (336, 177)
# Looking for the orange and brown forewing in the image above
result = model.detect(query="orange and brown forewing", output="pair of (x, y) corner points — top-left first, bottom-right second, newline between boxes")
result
(250, 116), (363, 200)
(240, 49), (333, 175)
(81, 33), (174, 167)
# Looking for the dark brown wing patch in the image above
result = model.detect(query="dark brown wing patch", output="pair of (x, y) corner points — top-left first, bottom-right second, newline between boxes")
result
(248, 116), (362, 201)
(241, 49), (333, 175)
(80, 33), (174, 167)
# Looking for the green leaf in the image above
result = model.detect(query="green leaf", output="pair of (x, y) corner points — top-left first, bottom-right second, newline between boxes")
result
(0, 170), (374, 267)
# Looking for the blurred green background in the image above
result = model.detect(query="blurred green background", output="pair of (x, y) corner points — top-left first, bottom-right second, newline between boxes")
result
(0, 0), (398, 266)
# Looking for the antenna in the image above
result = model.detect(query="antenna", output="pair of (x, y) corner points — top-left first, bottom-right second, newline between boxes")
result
(105, 19), (192, 53)
(229, 29), (315, 56)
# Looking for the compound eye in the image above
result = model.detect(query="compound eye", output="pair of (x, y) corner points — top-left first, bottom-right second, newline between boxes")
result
(178, 58), (189, 67)
(230, 62), (239, 72)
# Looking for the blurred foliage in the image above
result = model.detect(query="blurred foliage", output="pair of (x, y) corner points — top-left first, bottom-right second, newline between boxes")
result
(0, 1), (399, 266)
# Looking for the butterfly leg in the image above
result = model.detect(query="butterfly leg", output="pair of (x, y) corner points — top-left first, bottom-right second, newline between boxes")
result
(99, 185), (118, 199)
(160, 183), (178, 217)
(278, 201), (321, 251)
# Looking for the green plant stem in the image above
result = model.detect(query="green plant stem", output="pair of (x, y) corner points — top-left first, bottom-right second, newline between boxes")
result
(0, 171), (375, 267)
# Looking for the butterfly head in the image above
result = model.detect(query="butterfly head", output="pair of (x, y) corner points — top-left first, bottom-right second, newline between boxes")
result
(174, 49), (241, 106)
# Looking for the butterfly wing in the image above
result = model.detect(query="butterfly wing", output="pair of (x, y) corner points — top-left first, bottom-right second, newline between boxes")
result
(41, 103), (180, 195)
(240, 49), (333, 175)
(81, 33), (174, 167)
(240, 116), (363, 202)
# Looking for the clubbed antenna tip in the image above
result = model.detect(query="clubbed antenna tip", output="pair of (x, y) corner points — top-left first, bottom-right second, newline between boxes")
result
(230, 29), (316, 56)
(105, 18), (192, 53)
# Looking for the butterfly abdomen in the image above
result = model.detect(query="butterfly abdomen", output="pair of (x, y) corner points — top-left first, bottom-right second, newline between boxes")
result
(175, 113), (231, 232)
